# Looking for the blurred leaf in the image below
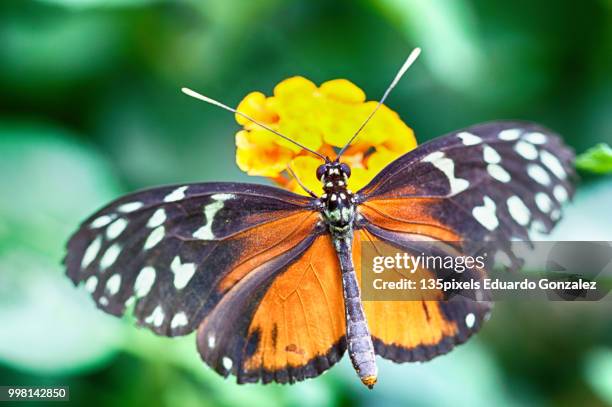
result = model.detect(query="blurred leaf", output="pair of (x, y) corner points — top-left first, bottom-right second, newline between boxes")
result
(333, 339), (515, 407)
(121, 324), (338, 407)
(122, 330), (287, 407)
(36, 0), (159, 9)
(0, 248), (124, 374)
(543, 179), (612, 241)
(372, 0), (484, 91)
(584, 348), (612, 405)
(0, 123), (126, 374)
(0, 8), (123, 90)
(0, 123), (122, 258)
(576, 143), (612, 174)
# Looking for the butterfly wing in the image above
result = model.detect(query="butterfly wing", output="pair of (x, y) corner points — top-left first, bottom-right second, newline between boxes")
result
(355, 121), (575, 361)
(358, 121), (575, 267)
(65, 182), (346, 382)
(197, 234), (347, 383)
(354, 228), (492, 362)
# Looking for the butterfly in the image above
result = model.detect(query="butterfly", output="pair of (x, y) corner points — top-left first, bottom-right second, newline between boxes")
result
(64, 48), (575, 388)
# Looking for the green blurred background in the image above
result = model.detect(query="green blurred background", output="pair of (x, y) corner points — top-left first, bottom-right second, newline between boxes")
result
(1, 0), (612, 406)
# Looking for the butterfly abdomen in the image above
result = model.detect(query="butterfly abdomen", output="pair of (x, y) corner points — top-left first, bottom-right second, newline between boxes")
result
(334, 236), (378, 389)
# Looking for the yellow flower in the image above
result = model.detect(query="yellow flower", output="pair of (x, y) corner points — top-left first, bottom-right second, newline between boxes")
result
(235, 129), (294, 177)
(234, 76), (417, 195)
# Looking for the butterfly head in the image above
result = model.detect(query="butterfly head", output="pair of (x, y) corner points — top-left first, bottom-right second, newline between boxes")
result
(317, 162), (351, 193)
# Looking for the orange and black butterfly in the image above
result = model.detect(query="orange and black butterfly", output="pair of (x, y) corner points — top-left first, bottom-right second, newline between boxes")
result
(64, 49), (575, 388)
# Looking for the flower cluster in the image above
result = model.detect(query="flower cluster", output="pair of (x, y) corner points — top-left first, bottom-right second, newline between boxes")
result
(235, 76), (416, 195)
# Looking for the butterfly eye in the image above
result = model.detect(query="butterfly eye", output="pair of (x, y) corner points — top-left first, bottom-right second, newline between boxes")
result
(340, 163), (351, 178)
(316, 165), (327, 181)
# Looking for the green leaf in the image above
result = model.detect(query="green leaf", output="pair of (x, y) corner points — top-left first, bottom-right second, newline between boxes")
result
(576, 143), (612, 174)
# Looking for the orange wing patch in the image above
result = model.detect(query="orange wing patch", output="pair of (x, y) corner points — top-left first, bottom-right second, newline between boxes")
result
(360, 199), (461, 242)
(354, 229), (491, 362)
(219, 211), (319, 291)
(242, 234), (346, 383)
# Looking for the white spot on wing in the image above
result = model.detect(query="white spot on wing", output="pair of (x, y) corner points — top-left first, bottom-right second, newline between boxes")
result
(524, 132), (547, 144)
(82, 236), (102, 268)
(515, 141), (538, 160)
(99, 296), (109, 306)
(540, 150), (566, 179)
(499, 129), (521, 141)
(535, 192), (553, 213)
(222, 357), (233, 370)
(208, 335), (216, 348)
(472, 196), (498, 231)
(507, 196), (531, 226)
(100, 244), (121, 270)
(465, 313), (476, 329)
(90, 214), (115, 228)
(530, 220), (547, 234)
(553, 185), (568, 202)
(147, 208), (167, 228)
(171, 312), (188, 329)
(487, 164), (511, 183)
(106, 218), (128, 240)
(193, 194), (235, 240)
(118, 202), (143, 213)
(422, 152), (469, 196)
(171, 256), (196, 290)
(145, 305), (165, 327)
(106, 274), (121, 295)
(85, 275), (98, 293)
(164, 186), (188, 202)
(457, 131), (482, 146)
(135, 267), (156, 297)
(144, 226), (165, 250)
(527, 164), (551, 186)
(483, 145), (501, 164)
(212, 193), (235, 200)
(550, 209), (561, 221)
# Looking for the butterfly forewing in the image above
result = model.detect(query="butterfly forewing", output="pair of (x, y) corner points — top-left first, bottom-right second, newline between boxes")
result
(65, 182), (318, 337)
(358, 121), (575, 269)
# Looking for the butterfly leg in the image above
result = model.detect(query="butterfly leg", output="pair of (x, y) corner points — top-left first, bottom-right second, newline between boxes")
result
(334, 235), (378, 389)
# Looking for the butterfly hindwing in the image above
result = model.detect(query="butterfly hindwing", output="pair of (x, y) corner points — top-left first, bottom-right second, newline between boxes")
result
(65, 182), (319, 337)
(196, 234), (347, 383)
(354, 229), (492, 362)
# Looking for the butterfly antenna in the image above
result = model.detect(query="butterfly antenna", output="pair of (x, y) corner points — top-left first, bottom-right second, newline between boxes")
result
(182, 87), (328, 161)
(336, 47), (421, 160)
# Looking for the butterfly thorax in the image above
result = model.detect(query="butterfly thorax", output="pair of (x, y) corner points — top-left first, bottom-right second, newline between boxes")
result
(317, 163), (356, 237)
